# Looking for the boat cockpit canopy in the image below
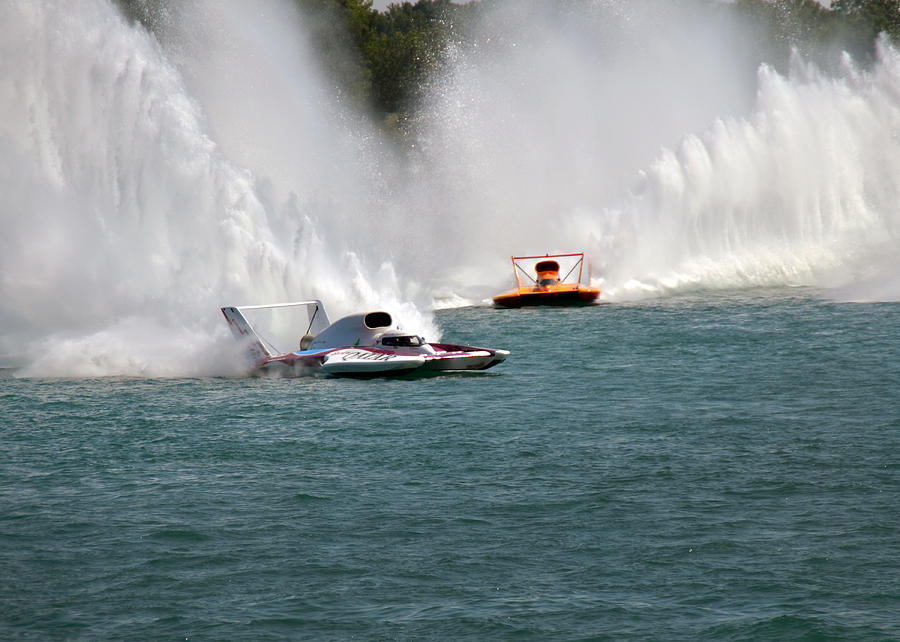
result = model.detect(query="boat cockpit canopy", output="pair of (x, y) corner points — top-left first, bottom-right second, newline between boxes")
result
(380, 334), (425, 347)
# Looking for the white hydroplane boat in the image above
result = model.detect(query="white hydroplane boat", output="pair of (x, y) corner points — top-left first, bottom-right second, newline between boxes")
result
(222, 300), (509, 377)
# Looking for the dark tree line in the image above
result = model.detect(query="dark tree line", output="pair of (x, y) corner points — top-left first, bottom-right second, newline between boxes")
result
(301, 0), (898, 123)
(117, 0), (900, 124)
(732, 0), (899, 66)
(296, 0), (477, 121)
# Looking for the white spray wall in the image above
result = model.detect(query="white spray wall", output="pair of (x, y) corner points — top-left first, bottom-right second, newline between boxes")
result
(414, 0), (900, 301)
(1, 0), (897, 376)
(597, 47), (900, 300)
(0, 0), (433, 375)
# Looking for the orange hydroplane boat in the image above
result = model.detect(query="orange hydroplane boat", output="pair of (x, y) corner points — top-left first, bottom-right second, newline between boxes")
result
(492, 252), (601, 308)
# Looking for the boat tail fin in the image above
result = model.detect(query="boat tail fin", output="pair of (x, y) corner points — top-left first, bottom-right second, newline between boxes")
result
(221, 307), (271, 363)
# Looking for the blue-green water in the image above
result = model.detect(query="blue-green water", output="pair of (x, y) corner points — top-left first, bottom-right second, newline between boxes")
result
(2, 289), (899, 640)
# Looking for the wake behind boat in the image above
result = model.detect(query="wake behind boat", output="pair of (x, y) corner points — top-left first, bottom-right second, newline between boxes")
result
(222, 300), (508, 377)
(492, 252), (600, 307)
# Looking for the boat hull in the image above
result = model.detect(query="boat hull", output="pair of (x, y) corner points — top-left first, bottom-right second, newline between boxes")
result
(493, 287), (600, 308)
(323, 349), (425, 375)
(251, 346), (507, 377)
(423, 344), (510, 371)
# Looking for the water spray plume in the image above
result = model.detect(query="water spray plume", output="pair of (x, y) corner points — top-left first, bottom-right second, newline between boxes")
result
(599, 42), (900, 300)
(417, 0), (899, 301)
(1, 0), (897, 376)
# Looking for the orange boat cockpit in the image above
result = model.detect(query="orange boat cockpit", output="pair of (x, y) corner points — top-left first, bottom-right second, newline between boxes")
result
(534, 260), (561, 287)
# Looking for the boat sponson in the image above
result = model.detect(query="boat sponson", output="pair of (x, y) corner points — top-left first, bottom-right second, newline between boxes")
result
(493, 288), (599, 308)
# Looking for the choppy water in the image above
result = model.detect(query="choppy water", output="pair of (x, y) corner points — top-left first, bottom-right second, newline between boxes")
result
(3, 290), (898, 640)
(2, 1), (900, 638)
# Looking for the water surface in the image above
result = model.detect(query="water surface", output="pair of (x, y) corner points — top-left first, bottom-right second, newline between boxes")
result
(2, 290), (899, 640)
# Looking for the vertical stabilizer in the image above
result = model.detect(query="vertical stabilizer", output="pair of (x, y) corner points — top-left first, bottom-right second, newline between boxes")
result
(221, 307), (271, 363)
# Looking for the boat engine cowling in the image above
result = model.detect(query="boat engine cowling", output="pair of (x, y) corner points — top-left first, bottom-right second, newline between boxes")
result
(364, 311), (392, 328)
